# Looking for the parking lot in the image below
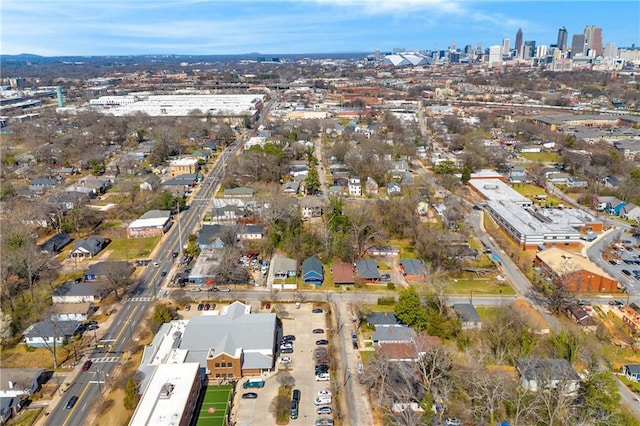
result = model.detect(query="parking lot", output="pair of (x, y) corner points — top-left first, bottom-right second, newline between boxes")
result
(233, 303), (333, 425)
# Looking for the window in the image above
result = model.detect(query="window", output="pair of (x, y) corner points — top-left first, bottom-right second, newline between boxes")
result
(215, 363), (220, 368)
(215, 374), (220, 378)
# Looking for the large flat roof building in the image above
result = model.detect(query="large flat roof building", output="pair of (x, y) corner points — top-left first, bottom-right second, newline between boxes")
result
(469, 179), (532, 206)
(129, 362), (202, 426)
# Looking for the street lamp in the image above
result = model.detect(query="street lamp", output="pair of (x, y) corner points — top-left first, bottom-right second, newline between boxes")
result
(93, 370), (105, 394)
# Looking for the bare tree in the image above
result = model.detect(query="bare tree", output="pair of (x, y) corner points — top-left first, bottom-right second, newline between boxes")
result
(464, 368), (513, 424)
(104, 261), (134, 299)
(415, 346), (454, 404)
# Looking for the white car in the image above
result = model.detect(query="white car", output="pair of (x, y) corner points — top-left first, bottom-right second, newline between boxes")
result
(279, 357), (291, 364)
(153, 261), (160, 267)
(317, 389), (332, 397)
(315, 373), (330, 381)
(314, 396), (332, 405)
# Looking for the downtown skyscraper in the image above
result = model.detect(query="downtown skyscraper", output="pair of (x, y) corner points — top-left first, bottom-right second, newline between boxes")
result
(584, 25), (603, 56)
(515, 27), (523, 57)
(557, 26), (568, 51)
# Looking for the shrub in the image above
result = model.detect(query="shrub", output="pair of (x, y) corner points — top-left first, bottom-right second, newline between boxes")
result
(386, 282), (395, 290)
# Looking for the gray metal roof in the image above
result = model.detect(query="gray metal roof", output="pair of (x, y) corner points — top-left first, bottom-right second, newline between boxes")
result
(52, 282), (108, 298)
(516, 358), (580, 382)
(180, 302), (276, 370)
(372, 325), (415, 343)
(452, 304), (481, 323)
(399, 259), (427, 276)
(355, 260), (380, 279)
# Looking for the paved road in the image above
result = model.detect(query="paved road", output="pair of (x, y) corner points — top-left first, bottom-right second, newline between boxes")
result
(44, 138), (245, 426)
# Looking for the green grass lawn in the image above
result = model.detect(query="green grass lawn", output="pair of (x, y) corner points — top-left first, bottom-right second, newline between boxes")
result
(445, 277), (516, 295)
(475, 306), (507, 322)
(196, 384), (233, 426)
(391, 239), (420, 259)
(519, 152), (562, 163)
(106, 236), (161, 260)
(509, 183), (564, 206)
(5, 408), (42, 426)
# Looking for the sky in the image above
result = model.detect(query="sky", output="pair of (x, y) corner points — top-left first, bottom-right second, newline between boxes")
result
(1, 0), (639, 56)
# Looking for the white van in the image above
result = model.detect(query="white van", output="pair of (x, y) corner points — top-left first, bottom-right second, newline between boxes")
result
(314, 396), (332, 405)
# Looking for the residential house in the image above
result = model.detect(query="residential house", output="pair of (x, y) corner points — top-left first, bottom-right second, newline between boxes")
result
(355, 259), (380, 282)
(594, 195), (623, 212)
(50, 303), (92, 321)
(516, 359), (581, 395)
(163, 174), (200, 197)
(399, 259), (428, 283)
(372, 325), (415, 346)
(508, 166), (527, 184)
(208, 205), (245, 224)
(302, 257), (324, 286)
(366, 246), (400, 256)
(127, 210), (173, 238)
(379, 336), (443, 362)
(69, 236), (107, 259)
(601, 176), (621, 189)
(547, 172), (570, 185)
(386, 182), (402, 196)
(331, 262), (355, 286)
(289, 162), (308, 178)
(348, 176), (362, 196)
(237, 225), (264, 240)
(328, 185), (345, 196)
(83, 261), (132, 283)
(566, 176), (588, 188)
(365, 177), (379, 195)
(29, 177), (59, 193)
(301, 196), (323, 219)
(223, 187), (255, 198)
(623, 364), (640, 382)
(452, 304), (482, 330)
(282, 181), (300, 194)
(367, 312), (403, 328)
(39, 233), (72, 253)
(0, 368), (49, 425)
(0, 368), (45, 398)
(197, 224), (229, 249)
(52, 282), (110, 304)
(272, 256), (297, 280)
(622, 204), (640, 223)
(53, 191), (90, 210)
(614, 140), (640, 161)
(23, 320), (80, 347)
(77, 176), (111, 194)
(139, 175), (161, 191)
(565, 304), (597, 332)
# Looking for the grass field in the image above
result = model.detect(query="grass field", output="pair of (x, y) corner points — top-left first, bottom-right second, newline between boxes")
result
(446, 277), (516, 295)
(196, 385), (233, 426)
(519, 152), (561, 163)
(106, 236), (160, 260)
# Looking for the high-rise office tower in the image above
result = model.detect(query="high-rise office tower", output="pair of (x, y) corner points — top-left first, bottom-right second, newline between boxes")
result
(488, 45), (502, 67)
(604, 42), (617, 58)
(515, 28), (523, 57)
(584, 26), (603, 56)
(450, 41), (456, 51)
(557, 27), (568, 51)
(523, 40), (536, 59)
(571, 34), (585, 55)
(502, 38), (510, 56)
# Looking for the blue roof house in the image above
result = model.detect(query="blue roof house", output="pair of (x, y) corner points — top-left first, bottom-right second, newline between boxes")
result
(302, 257), (324, 286)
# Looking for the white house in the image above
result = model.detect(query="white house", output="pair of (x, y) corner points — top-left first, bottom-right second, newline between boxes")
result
(516, 359), (581, 395)
(50, 303), (92, 321)
(52, 282), (110, 304)
(348, 176), (362, 196)
(23, 321), (80, 347)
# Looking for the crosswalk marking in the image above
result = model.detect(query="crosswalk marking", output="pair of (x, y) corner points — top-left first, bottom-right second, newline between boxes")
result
(126, 296), (153, 302)
(89, 356), (120, 363)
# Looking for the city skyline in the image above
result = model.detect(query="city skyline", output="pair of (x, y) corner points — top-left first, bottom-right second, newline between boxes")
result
(1, 0), (639, 56)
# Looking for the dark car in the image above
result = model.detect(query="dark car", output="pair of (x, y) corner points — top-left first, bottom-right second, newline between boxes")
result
(380, 273), (391, 281)
(86, 324), (99, 331)
(313, 328), (324, 334)
(316, 339), (329, 345)
(197, 303), (204, 311)
(242, 392), (258, 399)
(312, 308), (323, 314)
(185, 304), (191, 311)
(161, 270), (168, 277)
(281, 347), (294, 354)
(84, 320), (98, 327)
(65, 395), (79, 409)
(81, 360), (92, 371)
(622, 269), (631, 276)
(204, 303), (211, 311)
(172, 251), (179, 258)
(292, 389), (301, 402)
(283, 335), (296, 341)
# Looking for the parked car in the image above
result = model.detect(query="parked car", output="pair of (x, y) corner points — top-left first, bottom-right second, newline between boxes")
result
(292, 389), (301, 402)
(86, 324), (99, 331)
(312, 308), (323, 314)
(315, 419), (333, 426)
(380, 273), (391, 281)
(204, 303), (211, 310)
(315, 373), (330, 381)
(242, 392), (258, 399)
(197, 303), (204, 311)
(281, 347), (294, 354)
(185, 304), (191, 311)
(283, 334), (296, 341)
(314, 396), (332, 405)
(65, 395), (79, 409)
(279, 357), (292, 364)
(81, 360), (92, 371)
(316, 339), (329, 345)
(312, 328), (324, 334)
(317, 390), (332, 397)
(317, 406), (332, 415)
(445, 419), (462, 426)
(290, 399), (299, 419)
